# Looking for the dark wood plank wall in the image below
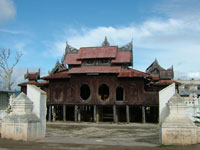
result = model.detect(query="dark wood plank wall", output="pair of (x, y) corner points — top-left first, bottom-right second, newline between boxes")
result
(47, 75), (158, 106)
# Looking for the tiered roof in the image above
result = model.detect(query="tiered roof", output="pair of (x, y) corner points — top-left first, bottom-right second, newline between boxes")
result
(24, 69), (40, 81)
(42, 67), (149, 79)
(19, 69), (49, 87)
(42, 38), (151, 79)
(19, 38), (178, 88)
(63, 38), (133, 66)
(146, 59), (174, 80)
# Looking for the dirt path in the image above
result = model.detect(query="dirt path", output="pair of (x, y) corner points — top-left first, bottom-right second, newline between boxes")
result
(0, 122), (199, 150)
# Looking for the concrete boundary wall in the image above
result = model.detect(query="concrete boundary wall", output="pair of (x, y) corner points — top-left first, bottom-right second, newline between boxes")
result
(27, 85), (47, 138)
(159, 83), (175, 123)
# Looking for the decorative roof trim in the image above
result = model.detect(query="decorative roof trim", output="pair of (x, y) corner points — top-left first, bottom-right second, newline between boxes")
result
(62, 42), (79, 63)
(146, 59), (165, 73)
(102, 36), (110, 47)
(24, 68), (40, 81)
(118, 41), (133, 51)
(50, 60), (66, 75)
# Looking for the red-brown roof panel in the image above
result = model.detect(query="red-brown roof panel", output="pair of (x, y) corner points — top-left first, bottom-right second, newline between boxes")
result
(151, 75), (160, 81)
(78, 46), (117, 59)
(154, 80), (180, 85)
(118, 68), (149, 78)
(64, 53), (81, 65)
(69, 66), (121, 74)
(25, 73), (40, 80)
(18, 81), (49, 86)
(111, 51), (131, 63)
(42, 71), (70, 80)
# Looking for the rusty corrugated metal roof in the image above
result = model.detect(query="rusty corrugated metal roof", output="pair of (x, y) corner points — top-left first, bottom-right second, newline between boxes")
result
(154, 80), (180, 85)
(63, 45), (133, 65)
(64, 53), (81, 65)
(151, 75), (160, 81)
(42, 72), (70, 79)
(118, 68), (149, 78)
(25, 73), (39, 80)
(111, 51), (131, 63)
(69, 66), (121, 74)
(18, 81), (49, 86)
(78, 46), (117, 59)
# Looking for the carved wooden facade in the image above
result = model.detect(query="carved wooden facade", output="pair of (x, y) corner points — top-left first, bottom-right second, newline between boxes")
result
(47, 76), (158, 106)
(19, 38), (176, 123)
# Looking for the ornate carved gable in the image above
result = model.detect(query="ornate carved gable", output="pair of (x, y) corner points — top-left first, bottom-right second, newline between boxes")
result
(118, 41), (133, 51)
(63, 38), (133, 68)
(146, 59), (174, 80)
(24, 69), (40, 81)
(62, 42), (79, 63)
(50, 60), (66, 74)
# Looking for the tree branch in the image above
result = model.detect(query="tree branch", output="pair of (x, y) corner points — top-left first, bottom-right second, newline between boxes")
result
(0, 48), (22, 90)
(11, 51), (22, 71)
(0, 73), (7, 82)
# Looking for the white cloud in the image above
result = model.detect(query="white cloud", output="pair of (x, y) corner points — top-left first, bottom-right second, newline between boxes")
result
(13, 42), (27, 55)
(187, 72), (200, 79)
(12, 67), (47, 90)
(0, 0), (16, 24)
(0, 67), (46, 91)
(0, 67), (26, 91)
(12, 67), (27, 90)
(48, 17), (200, 74)
(0, 28), (26, 34)
(174, 71), (200, 80)
(50, 18), (187, 56)
(45, 0), (200, 80)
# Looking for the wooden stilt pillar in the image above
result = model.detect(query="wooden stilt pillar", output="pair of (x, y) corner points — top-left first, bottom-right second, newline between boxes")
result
(94, 105), (97, 122)
(126, 105), (130, 123)
(63, 105), (66, 121)
(78, 106), (81, 122)
(142, 106), (146, 123)
(97, 106), (99, 123)
(48, 105), (52, 122)
(52, 106), (56, 122)
(113, 105), (118, 123)
(74, 105), (78, 122)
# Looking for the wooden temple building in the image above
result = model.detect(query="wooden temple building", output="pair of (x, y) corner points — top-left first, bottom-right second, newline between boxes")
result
(19, 37), (177, 123)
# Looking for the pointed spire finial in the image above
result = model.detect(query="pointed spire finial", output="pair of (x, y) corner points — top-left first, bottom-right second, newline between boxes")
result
(24, 69), (29, 80)
(102, 36), (110, 47)
(118, 40), (133, 51)
(65, 40), (69, 53)
(56, 59), (60, 65)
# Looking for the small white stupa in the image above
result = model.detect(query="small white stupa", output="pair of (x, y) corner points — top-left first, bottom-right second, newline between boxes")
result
(1, 91), (44, 141)
(161, 93), (200, 145)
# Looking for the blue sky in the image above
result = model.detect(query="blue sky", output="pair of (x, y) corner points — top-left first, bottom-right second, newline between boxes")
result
(0, 0), (200, 89)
